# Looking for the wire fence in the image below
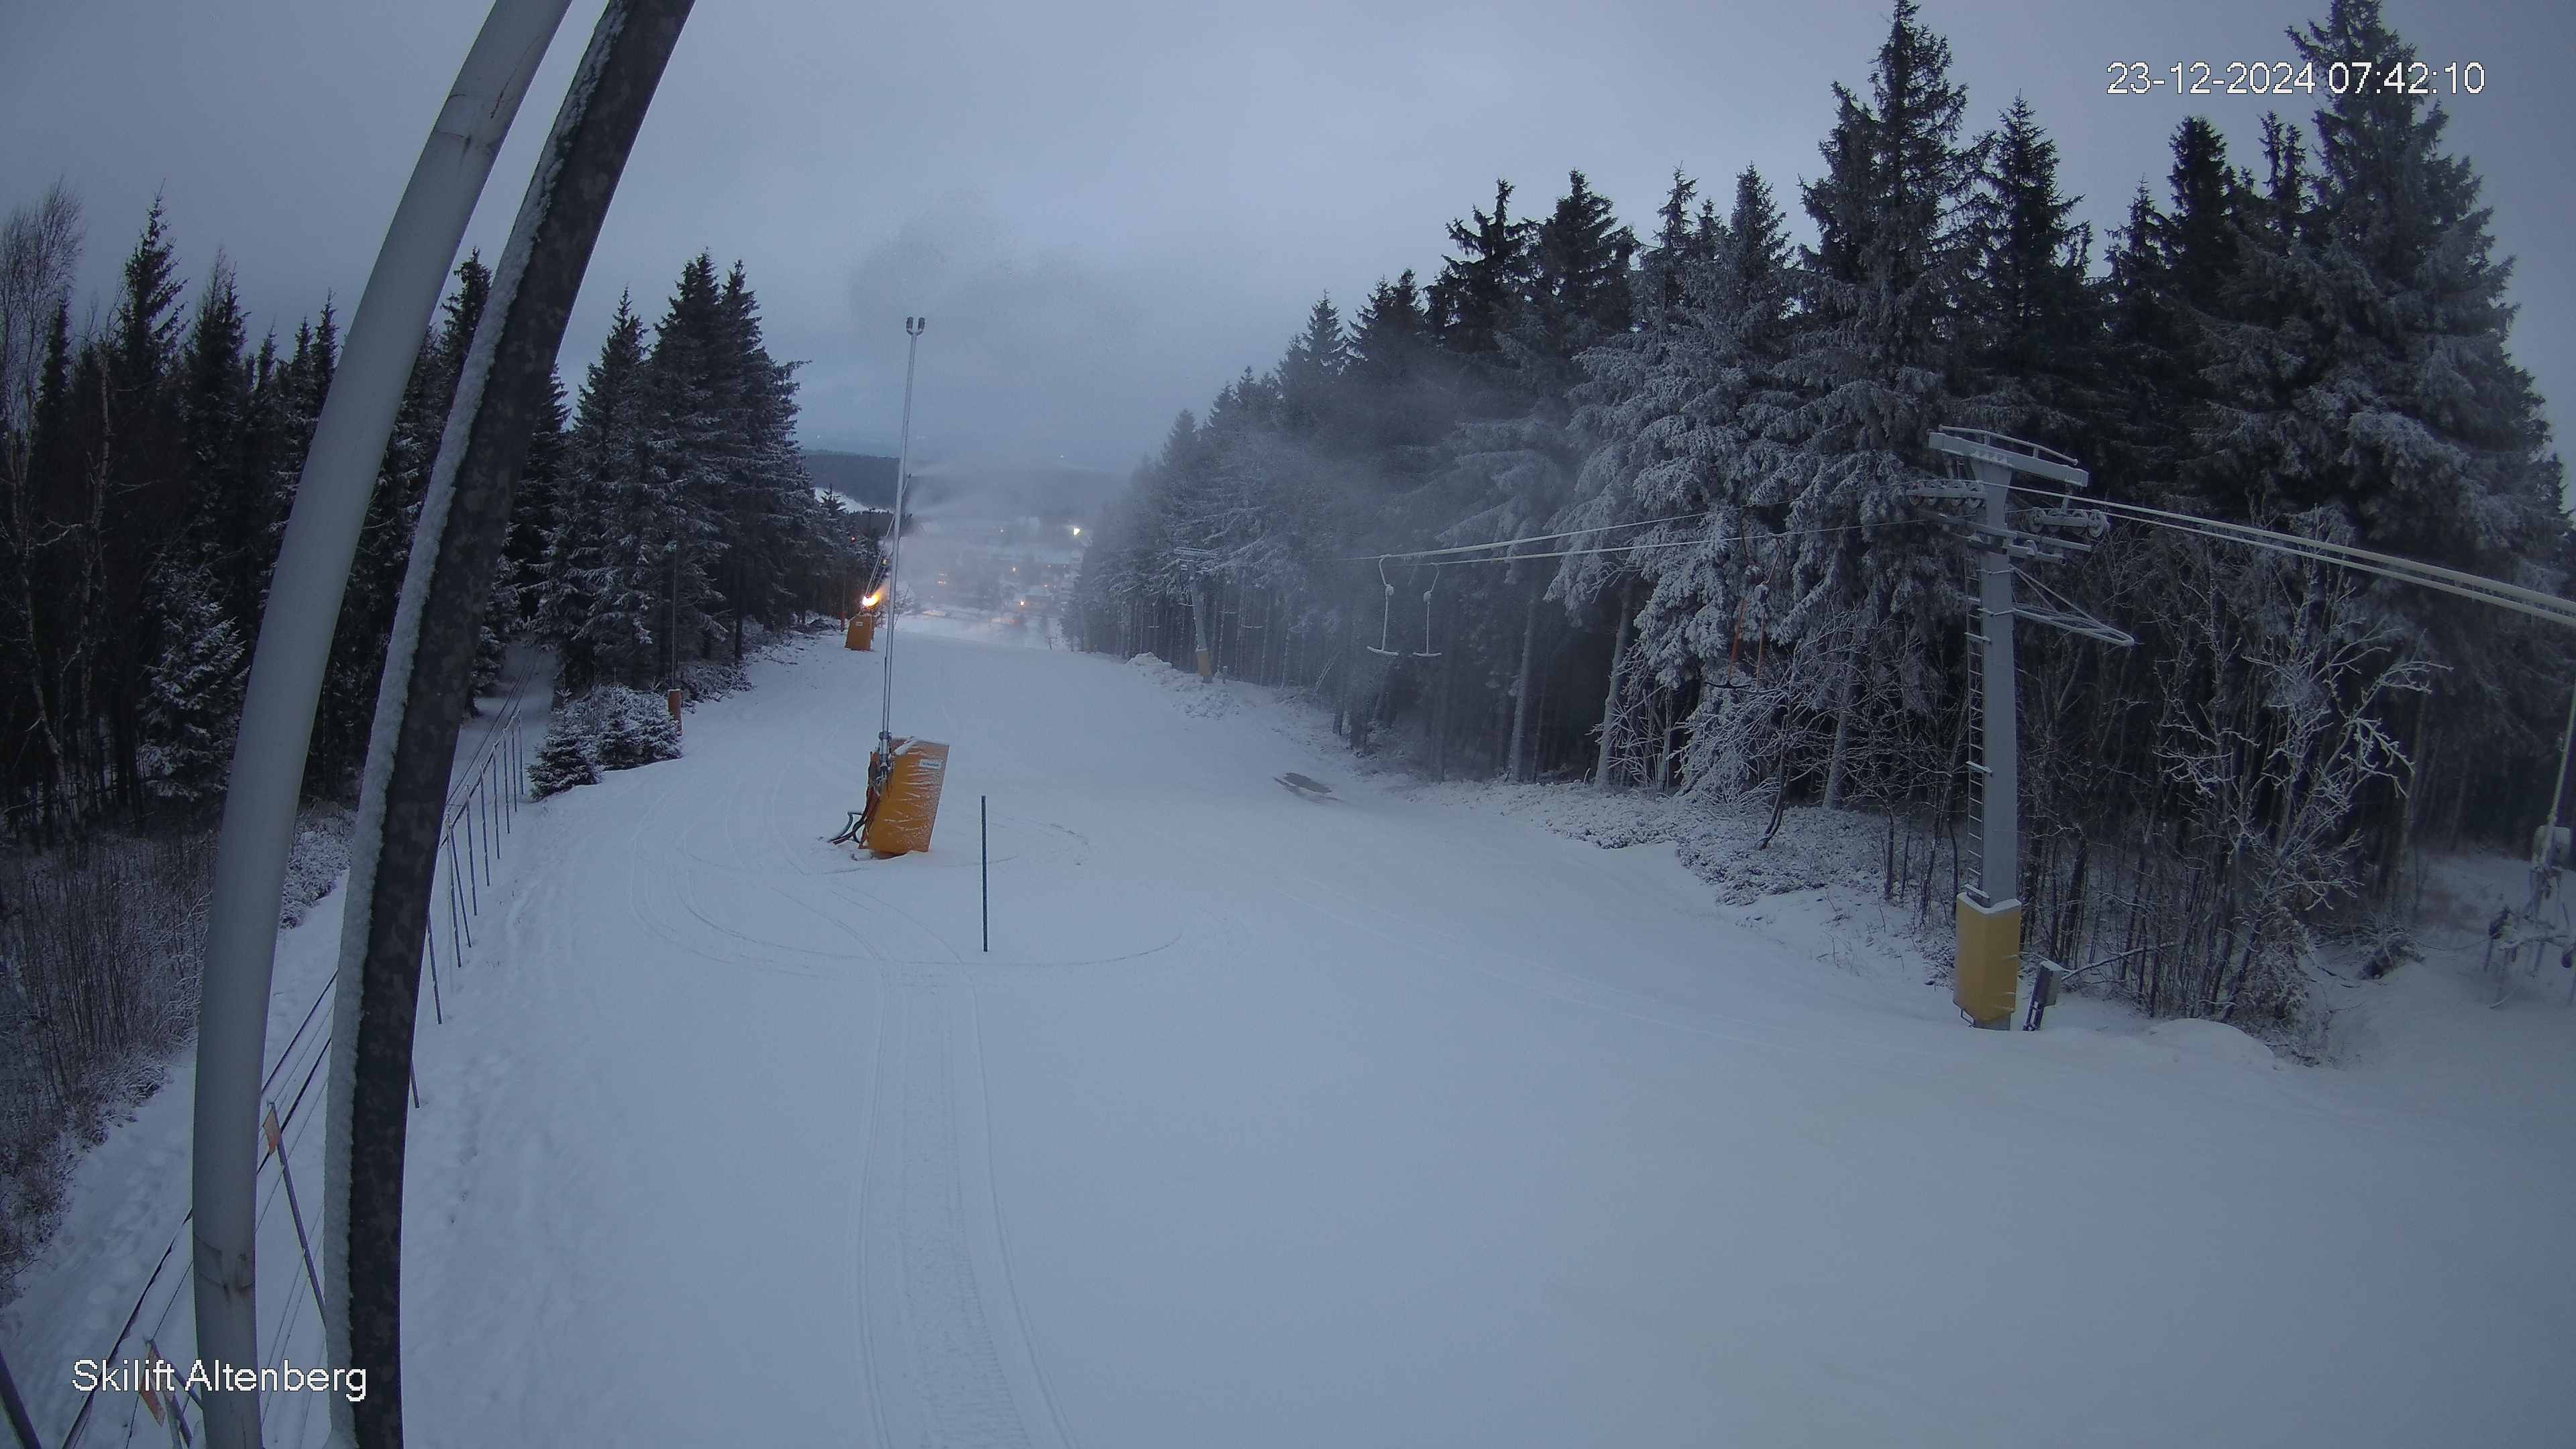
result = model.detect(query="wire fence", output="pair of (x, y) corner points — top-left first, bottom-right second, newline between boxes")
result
(49, 676), (538, 1449)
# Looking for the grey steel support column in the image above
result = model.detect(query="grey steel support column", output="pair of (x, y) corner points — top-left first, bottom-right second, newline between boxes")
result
(190, 6), (572, 1444)
(1976, 455), (2019, 911)
(1921, 427), (2110, 1030)
(323, 3), (696, 1445)
(879, 317), (925, 755)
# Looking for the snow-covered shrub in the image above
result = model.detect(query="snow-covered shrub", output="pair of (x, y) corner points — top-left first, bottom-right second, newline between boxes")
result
(0, 828), (216, 1301)
(678, 657), (749, 702)
(527, 731), (599, 799)
(594, 714), (659, 771)
(529, 685), (682, 798)
(279, 804), (354, 927)
(569, 686), (682, 763)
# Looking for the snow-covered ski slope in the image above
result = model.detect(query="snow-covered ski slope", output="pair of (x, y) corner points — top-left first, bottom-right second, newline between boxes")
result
(25, 620), (2569, 1446)
(378, 623), (2573, 1447)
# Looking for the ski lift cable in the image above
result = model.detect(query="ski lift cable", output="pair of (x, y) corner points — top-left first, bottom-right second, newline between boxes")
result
(2011, 484), (2576, 627)
(2019, 484), (2575, 614)
(1401, 523), (1872, 568)
(2069, 502), (2576, 632)
(1336, 505), (1730, 564)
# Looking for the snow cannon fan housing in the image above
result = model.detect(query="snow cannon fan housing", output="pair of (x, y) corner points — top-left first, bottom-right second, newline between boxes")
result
(862, 738), (951, 856)
(847, 586), (886, 650)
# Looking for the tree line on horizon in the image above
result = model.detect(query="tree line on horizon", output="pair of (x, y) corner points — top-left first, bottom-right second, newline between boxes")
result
(0, 199), (868, 1264)
(0, 197), (864, 843)
(1071, 0), (2569, 1028)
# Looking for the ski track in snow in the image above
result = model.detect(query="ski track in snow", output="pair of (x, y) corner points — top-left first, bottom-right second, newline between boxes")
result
(600, 643), (1063, 1449)
(861, 979), (1054, 1449)
(18, 623), (2576, 1448)
(432, 629), (2575, 1448)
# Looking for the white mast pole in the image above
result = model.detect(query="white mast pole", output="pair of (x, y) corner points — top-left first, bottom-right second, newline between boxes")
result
(880, 316), (924, 751)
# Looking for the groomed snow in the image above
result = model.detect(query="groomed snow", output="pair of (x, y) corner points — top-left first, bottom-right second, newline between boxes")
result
(13, 622), (2576, 1445)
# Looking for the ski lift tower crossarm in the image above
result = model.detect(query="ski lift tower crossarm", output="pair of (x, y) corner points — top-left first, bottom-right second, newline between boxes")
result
(1914, 427), (2132, 1030)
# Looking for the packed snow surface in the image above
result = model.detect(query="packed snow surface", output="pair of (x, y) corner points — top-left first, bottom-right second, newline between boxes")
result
(12, 621), (2575, 1446)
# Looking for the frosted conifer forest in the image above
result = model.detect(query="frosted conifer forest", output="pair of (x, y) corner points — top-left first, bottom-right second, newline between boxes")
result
(4, 1), (2575, 1444)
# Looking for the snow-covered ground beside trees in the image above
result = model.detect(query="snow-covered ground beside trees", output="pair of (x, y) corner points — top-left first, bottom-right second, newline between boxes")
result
(9, 622), (2574, 1446)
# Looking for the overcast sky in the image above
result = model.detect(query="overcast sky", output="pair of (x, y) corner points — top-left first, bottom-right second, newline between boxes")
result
(3, 0), (2569, 477)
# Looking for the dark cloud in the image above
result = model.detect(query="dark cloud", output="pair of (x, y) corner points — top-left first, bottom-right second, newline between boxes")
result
(4, 0), (2568, 474)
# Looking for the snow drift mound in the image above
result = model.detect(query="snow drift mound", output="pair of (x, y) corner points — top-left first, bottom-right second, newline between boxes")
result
(2141, 1018), (2280, 1071)
(1126, 652), (1241, 718)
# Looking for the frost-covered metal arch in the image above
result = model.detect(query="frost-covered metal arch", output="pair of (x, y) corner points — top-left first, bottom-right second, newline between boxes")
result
(193, 4), (695, 1444)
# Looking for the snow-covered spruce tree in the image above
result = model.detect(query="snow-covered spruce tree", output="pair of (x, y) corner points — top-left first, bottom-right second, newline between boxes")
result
(313, 327), (438, 790)
(1426, 179), (1533, 366)
(636, 253), (735, 683)
(170, 257), (268, 647)
(1956, 96), (2103, 452)
(525, 727), (596, 799)
(1276, 294), (1349, 439)
(1550, 168), (1713, 786)
(1433, 173), (1636, 780)
(89, 201), (186, 816)
(717, 262), (838, 653)
(594, 712), (653, 771)
(1528, 170), (1635, 369)
(1768, 0), (1982, 810)
(1568, 167), (1795, 692)
(2194, 0), (2568, 867)
(2204, 1), (2561, 574)
(470, 367), (566, 706)
(539, 293), (656, 691)
(314, 254), (488, 788)
(1343, 269), (1453, 460)
(535, 256), (843, 698)
(2092, 117), (2239, 500)
(139, 564), (244, 808)
(496, 368), (569, 635)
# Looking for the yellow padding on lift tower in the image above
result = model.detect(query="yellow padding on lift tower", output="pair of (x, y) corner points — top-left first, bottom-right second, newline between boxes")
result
(1954, 894), (2022, 1029)
(862, 739), (949, 857)
(845, 612), (877, 651)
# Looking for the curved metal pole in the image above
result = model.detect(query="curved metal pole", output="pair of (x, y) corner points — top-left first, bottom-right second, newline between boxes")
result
(878, 316), (924, 753)
(191, 5), (572, 1444)
(321, 3), (697, 1444)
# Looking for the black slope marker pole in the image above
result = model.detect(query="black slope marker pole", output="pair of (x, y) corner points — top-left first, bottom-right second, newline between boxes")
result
(981, 795), (989, 952)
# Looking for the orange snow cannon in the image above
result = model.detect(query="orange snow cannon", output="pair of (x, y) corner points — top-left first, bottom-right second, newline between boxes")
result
(847, 585), (885, 650)
(861, 738), (950, 856)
